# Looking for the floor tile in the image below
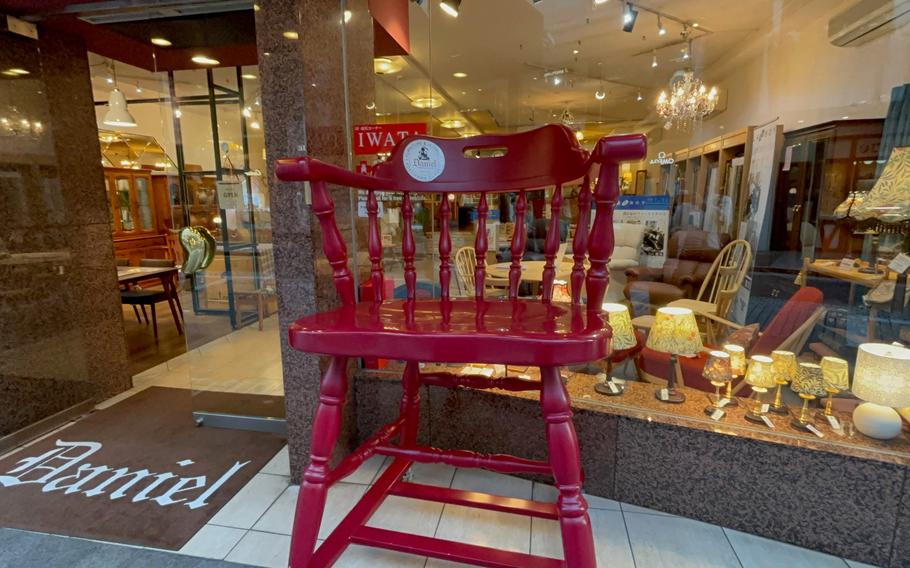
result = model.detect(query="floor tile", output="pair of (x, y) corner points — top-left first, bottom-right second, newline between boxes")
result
(224, 530), (290, 568)
(451, 467), (532, 499)
(624, 512), (741, 568)
(368, 495), (444, 537)
(178, 524), (247, 560)
(844, 560), (879, 568)
(345, 455), (387, 485)
(336, 544), (427, 567)
(253, 482), (368, 539)
(259, 445), (289, 477)
(434, 504), (531, 555)
(252, 485), (297, 535)
(531, 508), (635, 567)
(621, 502), (675, 517)
(209, 473), (290, 529)
(408, 462), (457, 487)
(531, 481), (621, 511)
(725, 528), (848, 568)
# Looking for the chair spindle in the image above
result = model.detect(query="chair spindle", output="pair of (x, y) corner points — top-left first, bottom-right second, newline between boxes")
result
(310, 181), (355, 306)
(439, 193), (452, 299)
(541, 184), (563, 302)
(571, 176), (591, 305)
(474, 192), (489, 300)
(585, 164), (619, 310)
(366, 190), (384, 303)
(509, 190), (527, 300)
(402, 192), (416, 301)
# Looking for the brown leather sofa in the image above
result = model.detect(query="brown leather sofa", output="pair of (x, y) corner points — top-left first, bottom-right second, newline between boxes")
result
(623, 229), (731, 311)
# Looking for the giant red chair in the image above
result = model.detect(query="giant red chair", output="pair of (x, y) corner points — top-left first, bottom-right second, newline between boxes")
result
(276, 125), (646, 567)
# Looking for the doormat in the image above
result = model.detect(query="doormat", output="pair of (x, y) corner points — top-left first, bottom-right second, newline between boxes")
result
(0, 387), (286, 550)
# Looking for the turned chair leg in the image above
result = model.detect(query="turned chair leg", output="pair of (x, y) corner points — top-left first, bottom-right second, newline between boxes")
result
(289, 356), (349, 568)
(399, 361), (421, 447)
(540, 366), (596, 568)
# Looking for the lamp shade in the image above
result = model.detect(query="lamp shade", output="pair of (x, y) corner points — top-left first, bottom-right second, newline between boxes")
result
(646, 307), (702, 356)
(852, 343), (910, 407)
(820, 356), (850, 391)
(770, 350), (799, 384)
(103, 88), (137, 128)
(602, 303), (636, 351)
(744, 355), (776, 389)
(851, 146), (910, 223)
(703, 350), (732, 383)
(791, 362), (826, 397)
(723, 344), (746, 376)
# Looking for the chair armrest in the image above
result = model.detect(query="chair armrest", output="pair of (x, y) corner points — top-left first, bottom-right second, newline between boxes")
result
(625, 266), (659, 281)
(276, 156), (385, 190)
(698, 311), (744, 331)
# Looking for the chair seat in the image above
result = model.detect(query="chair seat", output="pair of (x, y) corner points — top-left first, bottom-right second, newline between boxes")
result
(289, 299), (611, 366)
(120, 289), (170, 304)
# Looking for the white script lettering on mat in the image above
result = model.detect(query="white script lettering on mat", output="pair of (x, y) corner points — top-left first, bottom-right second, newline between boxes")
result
(0, 440), (249, 509)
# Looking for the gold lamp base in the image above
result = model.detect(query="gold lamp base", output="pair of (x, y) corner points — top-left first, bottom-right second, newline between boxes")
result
(768, 382), (789, 415)
(791, 393), (817, 431)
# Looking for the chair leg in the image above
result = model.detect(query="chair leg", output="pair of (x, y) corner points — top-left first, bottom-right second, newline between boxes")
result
(289, 356), (349, 568)
(540, 366), (596, 568)
(399, 361), (421, 447)
(140, 305), (148, 324)
(132, 305), (141, 323)
(150, 304), (158, 341)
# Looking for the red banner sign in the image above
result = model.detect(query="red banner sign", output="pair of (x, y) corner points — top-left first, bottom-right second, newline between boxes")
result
(353, 122), (427, 154)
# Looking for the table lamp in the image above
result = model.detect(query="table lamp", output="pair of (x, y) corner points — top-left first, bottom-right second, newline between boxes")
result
(722, 344), (747, 407)
(646, 306), (702, 404)
(790, 362), (825, 430)
(852, 343), (910, 440)
(820, 356), (850, 417)
(595, 303), (637, 397)
(744, 355), (776, 423)
(769, 350), (798, 415)
(703, 350), (732, 416)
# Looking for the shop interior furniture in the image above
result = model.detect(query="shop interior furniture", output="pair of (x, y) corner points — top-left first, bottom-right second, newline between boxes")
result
(594, 303), (642, 396)
(624, 229), (731, 313)
(276, 125), (647, 568)
(644, 306), (703, 403)
(605, 223), (643, 302)
(105, 166), (176, 265)
(637, 286), (825, 395)
(743, 354), (776, 422)
(791, 362), (826, 430)
(118, 259), (183, 340)
(454, 245), (512, 297)
(852, 343), (910, 440)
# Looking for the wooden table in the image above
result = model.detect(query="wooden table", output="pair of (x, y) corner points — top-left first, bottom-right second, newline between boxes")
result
(117, 266), (183, 335)
(808, 260), (892, 288)
(488, 261), (572, 283)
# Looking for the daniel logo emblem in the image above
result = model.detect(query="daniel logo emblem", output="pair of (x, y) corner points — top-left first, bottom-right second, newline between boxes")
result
(403, 140), (445, 182)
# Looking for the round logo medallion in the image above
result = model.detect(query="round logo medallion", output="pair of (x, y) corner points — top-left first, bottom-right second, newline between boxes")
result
(403, 140), (446, 182)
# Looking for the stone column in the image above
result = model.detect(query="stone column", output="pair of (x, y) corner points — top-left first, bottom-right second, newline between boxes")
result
(255, 0), (374, 481)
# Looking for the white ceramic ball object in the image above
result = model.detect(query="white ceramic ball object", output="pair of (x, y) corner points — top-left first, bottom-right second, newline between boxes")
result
(853, 402), (903, 440)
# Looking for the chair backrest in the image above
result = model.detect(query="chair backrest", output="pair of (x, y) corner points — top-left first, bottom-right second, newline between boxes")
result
(276, 125), (647, 308)
(752, 286), (824, 355)
(695, 239), (752, 317)
(454, 246), (476, 296)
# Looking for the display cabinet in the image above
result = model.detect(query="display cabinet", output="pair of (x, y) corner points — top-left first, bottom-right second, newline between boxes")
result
(105, 167), (172, 264)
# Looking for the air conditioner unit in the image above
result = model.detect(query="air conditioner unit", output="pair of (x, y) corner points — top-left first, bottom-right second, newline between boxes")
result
(828, 0), (910, 46)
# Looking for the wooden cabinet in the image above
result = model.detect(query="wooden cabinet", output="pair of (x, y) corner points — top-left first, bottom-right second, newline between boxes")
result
(105, 167), (171, 264)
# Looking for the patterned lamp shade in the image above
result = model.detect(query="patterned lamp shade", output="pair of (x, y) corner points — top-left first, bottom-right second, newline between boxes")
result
(646, 307), (703, 356)
(851, 146), (910, 223)
(703, 350), (732, 383)
(723, 344), (747, 376)
(602, 303), (636, 351)
(790, 362), (827, 397)
(852, 343), (910, 407)
(771, 350), (799, 384)
(820, 356), (850, 391)
(745, 355), (776, 389)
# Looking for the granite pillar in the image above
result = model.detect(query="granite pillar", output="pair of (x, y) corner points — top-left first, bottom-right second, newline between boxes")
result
(254, 0), (374, 482)
(0, 28), (130, 437)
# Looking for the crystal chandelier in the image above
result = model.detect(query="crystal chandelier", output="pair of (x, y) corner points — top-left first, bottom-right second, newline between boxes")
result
(656, 70), (718, 130)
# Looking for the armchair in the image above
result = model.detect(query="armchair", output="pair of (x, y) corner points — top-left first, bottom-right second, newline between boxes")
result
(624, 229), (731, 312)
(605, 223), (644, 302)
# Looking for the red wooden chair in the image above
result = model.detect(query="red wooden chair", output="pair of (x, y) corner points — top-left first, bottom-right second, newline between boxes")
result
(276, 125), (646, 568)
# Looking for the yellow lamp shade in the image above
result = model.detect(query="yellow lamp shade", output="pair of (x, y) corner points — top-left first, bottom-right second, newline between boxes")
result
(852, 343), (910, 407)
(820, 356), (850, 391)
(646, 307), (702, 356)
(791, 362), (826, 397)
(703, 350), (732, 383)
(770, 350), (798, 384)
(723, 344), (746, 376)
(745, 355), (776, 389)
(602, 303), (636, 351)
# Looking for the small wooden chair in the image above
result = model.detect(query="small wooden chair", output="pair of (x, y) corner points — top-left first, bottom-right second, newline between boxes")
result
(454, 246), (512, 297)
(276, 125), (646, 567)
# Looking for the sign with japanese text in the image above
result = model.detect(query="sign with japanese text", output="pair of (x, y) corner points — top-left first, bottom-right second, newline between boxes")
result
(353, 122), (427, 155)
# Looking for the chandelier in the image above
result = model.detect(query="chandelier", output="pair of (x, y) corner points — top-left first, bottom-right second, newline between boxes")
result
(656, 70), (717, 130)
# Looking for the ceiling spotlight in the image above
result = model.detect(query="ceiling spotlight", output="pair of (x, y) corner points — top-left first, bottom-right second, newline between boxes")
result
(373, 57), (401, 75)
(594, 0), (608, 4)
(241, 73), (257, 80)
(411, 96), (442, 109)
(553, 76), (562, 85)
(637, 91), (643, 101)
(622, 3), (638, 32)
(441, 119), (465, 129)
(683, 39), (692, 59)
(174, 108), (182, 118)
(191, 55), (220, 65)
(283, 30), (299, 40)
(651, 52), (658, 68)
(250, 120), (261, 130)
(453, 71), (467, 78)
(150, 37), (171, 47)
(692, 22), (699, 28)
(242, 106), (252, 118)
(135, 83), (142, 93)
(440, 0), (461, 18)
(573, 49), (579, 55)
(106, 76), (114, 84)
(595, 89), (606, 100)
(344, 9), (352, 23)
(657, 14), (667, 35)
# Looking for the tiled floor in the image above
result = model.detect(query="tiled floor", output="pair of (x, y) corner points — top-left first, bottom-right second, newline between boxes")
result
(177, 444), (879, 568)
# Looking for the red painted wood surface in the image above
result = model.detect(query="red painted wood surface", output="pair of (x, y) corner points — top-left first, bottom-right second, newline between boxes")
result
(277, 126), (646, 568)
(366, 190), (384, 302)
(541, 184), (563, 302)
(474, 192), (489, 299)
